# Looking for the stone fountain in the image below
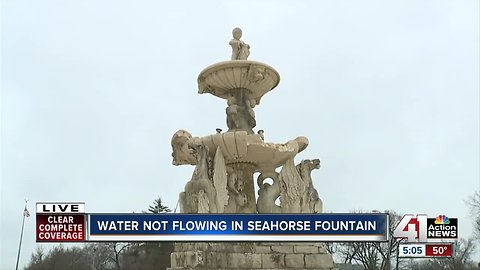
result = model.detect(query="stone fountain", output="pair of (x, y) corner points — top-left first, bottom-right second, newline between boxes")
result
(168, 28), (336, 270)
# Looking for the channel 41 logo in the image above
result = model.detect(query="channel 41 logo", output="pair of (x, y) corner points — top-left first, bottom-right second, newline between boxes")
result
(393, 214), (458, 243)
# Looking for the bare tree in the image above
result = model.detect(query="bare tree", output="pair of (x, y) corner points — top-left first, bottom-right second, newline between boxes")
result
(104, 242), (130, 270)
(330, 210), (403, 270)
(25, 245), (92, 270)
(468, 190), (480, 239)
(84, 243), (116, 270)
(25, 246), (45, 270)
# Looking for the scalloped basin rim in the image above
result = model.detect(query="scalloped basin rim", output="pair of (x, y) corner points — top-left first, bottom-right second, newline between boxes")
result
(197, 60), (281, 102)
(197, 60), (280, 80)
(225, 142), (298, 171)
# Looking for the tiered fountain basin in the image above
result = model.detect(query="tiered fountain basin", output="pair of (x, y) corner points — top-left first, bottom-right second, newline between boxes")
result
(172, 130), (308, 172)
(197, 60), (280, 103)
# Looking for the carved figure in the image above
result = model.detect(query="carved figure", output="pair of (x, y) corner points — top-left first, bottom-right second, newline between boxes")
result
(278, 157), (305, 213)
(171, 130), (197, 166)
(257, 129), (264, 141)
(213, 147), (229, 213)
(179, 143), (218, 213)
(224, 170), (247, 213)
(245, 98), (256, 129)
(247, 65), (265, 82)
(296, 159), (323, 213)
(226, 95), (241, 130)
(274, 138), (309, 213)
(230, 28), (250, 60)
(225, 92), (257, 133)
(256, 172), (281, 213)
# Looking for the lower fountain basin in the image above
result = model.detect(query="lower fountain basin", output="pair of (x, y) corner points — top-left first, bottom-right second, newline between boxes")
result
(171, 130), (308, 172)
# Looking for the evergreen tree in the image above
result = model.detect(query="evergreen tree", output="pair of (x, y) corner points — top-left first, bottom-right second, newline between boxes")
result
(146, 197), (171, 214)
(122, 196), (173, 269)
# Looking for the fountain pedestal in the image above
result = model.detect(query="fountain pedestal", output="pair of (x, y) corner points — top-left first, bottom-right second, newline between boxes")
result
(168, 242), (336, 270)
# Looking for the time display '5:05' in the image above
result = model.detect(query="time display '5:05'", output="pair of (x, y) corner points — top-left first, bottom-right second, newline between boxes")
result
(399, 244), (425, 257)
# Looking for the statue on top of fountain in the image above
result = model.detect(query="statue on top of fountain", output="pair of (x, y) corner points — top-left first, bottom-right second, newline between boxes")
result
(230, 27), (250, 60)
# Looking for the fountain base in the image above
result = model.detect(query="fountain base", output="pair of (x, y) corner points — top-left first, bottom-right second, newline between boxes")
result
(168, 242), (337, 270)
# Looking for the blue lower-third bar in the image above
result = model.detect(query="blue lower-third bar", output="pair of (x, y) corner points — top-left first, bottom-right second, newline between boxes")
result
(87, 213), (389, 242)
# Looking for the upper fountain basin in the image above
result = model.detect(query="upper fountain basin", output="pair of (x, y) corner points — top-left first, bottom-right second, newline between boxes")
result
(197, 60), (280, 104)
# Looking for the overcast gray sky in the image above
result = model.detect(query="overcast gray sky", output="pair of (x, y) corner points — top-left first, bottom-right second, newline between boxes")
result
(1, 0), (479, 269)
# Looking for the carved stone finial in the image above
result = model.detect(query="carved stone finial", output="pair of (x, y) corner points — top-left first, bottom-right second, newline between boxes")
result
(257, 129), (264, 141)
(230, 27), (250, 60)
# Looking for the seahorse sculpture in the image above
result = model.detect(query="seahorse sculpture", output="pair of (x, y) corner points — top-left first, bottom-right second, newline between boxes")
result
(296, 159), (323, 213)
(179, 143), (218, 213)
(256, 171), (281, 213)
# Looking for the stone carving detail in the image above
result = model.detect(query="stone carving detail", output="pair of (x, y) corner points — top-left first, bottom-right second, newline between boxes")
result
(247, 64), (266, 82)
(279, 156), (305, 213)
(171, 130), (197, 166)
(226, 91), (256, 134)
(224, 169), (247, 213)
(256, 158), (323, 214)
(256, 171), (281, 213)
(213, 147), (229, 213)
(173, 131), (323, 214)
(296, 159), (323, 213)
(226, 95), (241, 130)
(255, 137), (323, 214)
(179, 143), (218, 213)
(230, 27), (250, 60)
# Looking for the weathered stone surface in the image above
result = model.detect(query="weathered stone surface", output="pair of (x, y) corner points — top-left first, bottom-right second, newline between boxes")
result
(170, 242), (336, 269)
(251, 253), (262, 268)
(185, 251), (206, 267)
(294, 245), (320, 254)
(296, 158), (323, 213)
(305, 254), (335, 268)
(227, 253), (250, 268)
(215, 252), (228, 268)
(318, 245), (329, 254)
(255, 245), (272, 253)
(170, 252), (184, 268)
(271, 245), (294, 253)
(211, 242), (234, 252)
(262, 253), (285, 268)
(232, 243), (255, 253)
(195, 242), (209, 251)
(285, 253), (305, 268)
(174, 242), (195, 252)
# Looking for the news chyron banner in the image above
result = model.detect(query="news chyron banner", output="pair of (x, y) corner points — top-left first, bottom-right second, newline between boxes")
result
(88, 213), (388, 241)
(36, 202), (389, 242)
(394, 214), (458, 258)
